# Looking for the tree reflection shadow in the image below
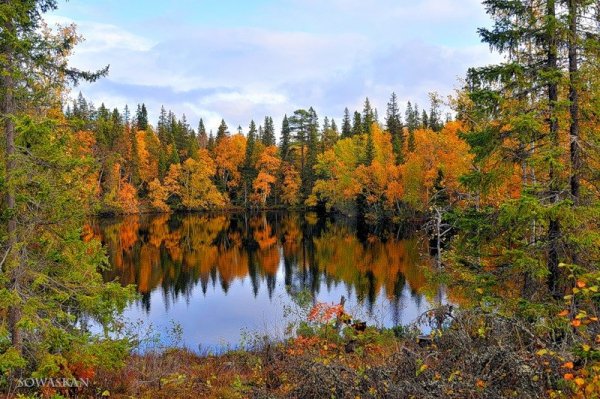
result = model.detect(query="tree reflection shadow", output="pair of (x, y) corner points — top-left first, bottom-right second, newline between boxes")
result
(87, 212), (437, 315)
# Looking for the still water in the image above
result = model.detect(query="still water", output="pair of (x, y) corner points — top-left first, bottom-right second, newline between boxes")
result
(88, 212), (445, 349)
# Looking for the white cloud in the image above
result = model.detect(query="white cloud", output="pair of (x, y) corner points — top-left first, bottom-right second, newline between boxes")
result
(44, 15), (155, 53)
(48, 0), (498, 133)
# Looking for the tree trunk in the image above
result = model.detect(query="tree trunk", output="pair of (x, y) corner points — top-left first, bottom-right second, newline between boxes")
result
(546, 0), (561, 298)
(568, 0), (581, 203)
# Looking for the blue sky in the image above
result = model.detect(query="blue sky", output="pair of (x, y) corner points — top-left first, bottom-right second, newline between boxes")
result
(47, 0), (497, 133)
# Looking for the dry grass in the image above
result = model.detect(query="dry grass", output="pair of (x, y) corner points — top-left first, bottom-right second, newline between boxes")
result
(82, 308), (570, 399)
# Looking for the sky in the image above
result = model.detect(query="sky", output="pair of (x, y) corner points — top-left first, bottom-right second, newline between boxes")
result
(46, 0), (498, 134)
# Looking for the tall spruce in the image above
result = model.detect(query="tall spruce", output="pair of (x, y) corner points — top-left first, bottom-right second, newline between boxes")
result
(136, 103), (148, 130)
(157, 106), (168, 144)
(362, 97), (375, 134)
(0, 0), (130, 367)
(242, 120), (258, 207)
(463, 0), (568, 296)
(197, 118), (208, 149)
(386, 92), (404, 164)
(352, 111), (363, 136)
(280, 114), (291, 161)
(216, 118), (229, 143)
(341, 107), (352, 138)
(262, 116), (276, 146)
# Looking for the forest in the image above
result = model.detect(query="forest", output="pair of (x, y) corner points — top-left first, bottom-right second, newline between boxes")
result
(1, 0), (600, 398)
(65, 90), (457, 221)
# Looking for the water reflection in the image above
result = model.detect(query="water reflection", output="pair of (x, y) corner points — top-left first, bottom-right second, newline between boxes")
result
(87, 212), (443, 347)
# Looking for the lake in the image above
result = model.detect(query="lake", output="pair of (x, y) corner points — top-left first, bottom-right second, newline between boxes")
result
(87, 212), (446, 350)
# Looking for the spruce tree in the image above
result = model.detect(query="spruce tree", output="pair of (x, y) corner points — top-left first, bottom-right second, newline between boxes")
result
(0, 0), (130, 368)
(428, 93), (442, 132)
(262, 116), (276, 146)
(341, 107), (352, 138)
(352, 111), (363, 136)
(386, 92), (404, 164)
(405, 101), (415, 132)
(331, 118), (338, 134)
(463, 0), (569, 296)
(197, 118), (208, 149)
(289, 109), (310, 193)
(216, 119), (229, 143)
(157, 106), (168, 144)
(421, 109), (429, 129)
(136, 103), (148, 130)
(280, 114), (291, 161)
(362, 97), (374, 134)
(124, 104), (131, 127)
(242, 121), (258, 206)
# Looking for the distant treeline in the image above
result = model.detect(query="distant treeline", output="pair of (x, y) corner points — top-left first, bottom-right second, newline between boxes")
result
(66, 92), (465, 221)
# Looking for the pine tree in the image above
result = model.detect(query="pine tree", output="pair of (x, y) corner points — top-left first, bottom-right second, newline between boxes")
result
(428, 93), (442, 132)
(564, 0), (597, 204)
(362, 97), (374, 134)
(386, 92), (403, 164)
(289, 108), (320, 200)
(322, 116), (330, 133)
(262, 116), (276, 146)
(136, 103), (148, 130)
(413, 104), (421, 130)
(352, 111), (363, 136)
(280, 114), (291, 161)
(405, 102), (414, 132)
(197, 118), (208, 149)
(242, 121), (258, 207)
(216, 119), (229, 143)
(289, 109), (310, 189)
(462, 0), (570, 296)
(341, 107), (352, 138)
(157, 106), (169, 144)
(124, 104), (131, 127)
(0, 0), (129, 367)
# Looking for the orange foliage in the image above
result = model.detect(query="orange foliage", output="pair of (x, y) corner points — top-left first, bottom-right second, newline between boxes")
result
(214, 134), (246, 192)
(136, 130), (160, 184)
(252, 146), (281, 206)
(281, 163), (301, 206)
(401, 122), (472, 210)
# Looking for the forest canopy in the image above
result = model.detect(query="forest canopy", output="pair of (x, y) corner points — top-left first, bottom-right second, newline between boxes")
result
(1, 0), (600, 397)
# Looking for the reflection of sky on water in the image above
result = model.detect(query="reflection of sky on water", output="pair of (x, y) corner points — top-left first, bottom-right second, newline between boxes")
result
(93, 212), (445, 350)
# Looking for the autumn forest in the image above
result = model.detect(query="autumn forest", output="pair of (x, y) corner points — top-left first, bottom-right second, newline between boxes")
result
(2, 0), (600, 398)
(68, 91), (460, 220)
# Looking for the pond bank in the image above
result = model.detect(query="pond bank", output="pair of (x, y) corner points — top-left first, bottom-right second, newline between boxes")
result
(75, 308), (565, 398)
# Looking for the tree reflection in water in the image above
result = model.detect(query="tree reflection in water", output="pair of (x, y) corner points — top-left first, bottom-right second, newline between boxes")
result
(86, 212), (446, 347)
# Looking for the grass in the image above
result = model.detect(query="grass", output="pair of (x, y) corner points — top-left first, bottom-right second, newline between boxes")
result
(85, 307), (575, 399)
